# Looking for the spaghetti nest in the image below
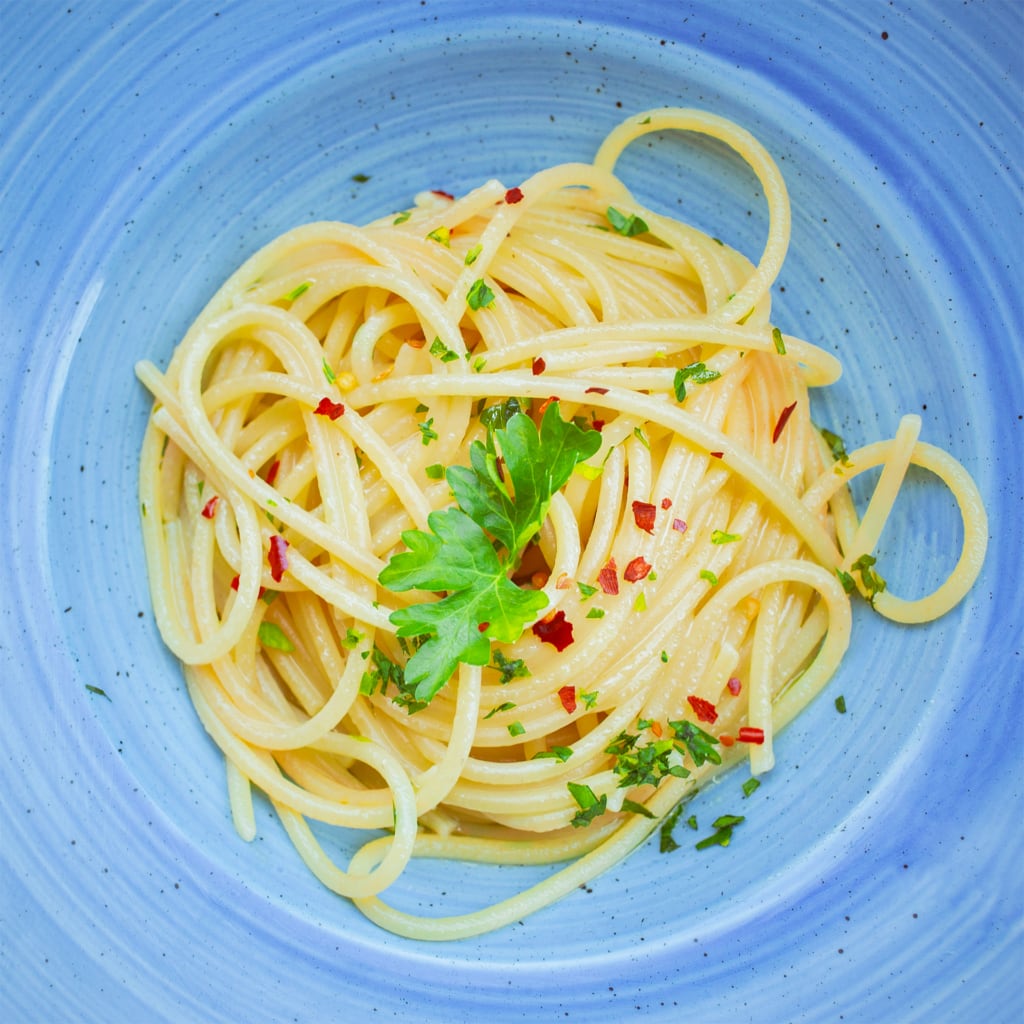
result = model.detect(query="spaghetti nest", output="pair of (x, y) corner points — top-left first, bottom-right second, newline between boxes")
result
(136, 108), (986, 940)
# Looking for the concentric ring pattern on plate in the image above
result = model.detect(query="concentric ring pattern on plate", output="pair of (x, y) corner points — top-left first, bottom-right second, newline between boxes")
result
(1, 2), (1021, 1022)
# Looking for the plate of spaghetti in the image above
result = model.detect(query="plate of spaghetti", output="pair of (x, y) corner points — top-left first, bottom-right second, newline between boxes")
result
(2, 2), (1020, 1022)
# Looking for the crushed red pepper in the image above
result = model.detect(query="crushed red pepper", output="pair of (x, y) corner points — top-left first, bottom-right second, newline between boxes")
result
(558, 685), (577, 713)
(687, 695), (718, 724)
(772, 401), (798, 443)
(314, 397), (345, 420)
(597, 559), (619, 595)
(505, 186), (524, 204)
(268, 535), (289, 582)
(201, 495), (220, 519)
(532, 356), (546, 375)
(631, 500), (657, 534)
(531, 609), (575, 651)
(623, 556), (652, 582)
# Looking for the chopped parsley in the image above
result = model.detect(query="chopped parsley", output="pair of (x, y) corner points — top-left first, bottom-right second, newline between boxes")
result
(820, 426), (851, 464)
(492, 649), (530, 684)
(429, 337), (460, 363)
(850, 553), (887, 603)
(567, 781), (607, 827)
(467, 278), (495, 310)
(673, 361), (721, 402)
(695, 814), (745, 850)
(606, 206), (649, 237)
(484, 701), (517, 720)
(257, 621), (295, 652)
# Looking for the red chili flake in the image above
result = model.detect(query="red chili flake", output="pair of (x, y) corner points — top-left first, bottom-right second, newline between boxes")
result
(531, 609), (575, 651)
(687, 695), (718, 724)
(597, 559), (619, 595)
(265, 459), (281, 486)
(631, 500), (657, 534)
(672, 518), (688, 534)
(738, 726), (765, 744)
(537, 395), (560, 415)
(314, 397), (345, 420)
(661, 497), (672, 510)
(505, 186), (524, 204)
(709, 451), (724, 459)
(623, 555), (652, 582)
(229, 574), (266, 599)
(430, 189), (454, 200)
(727, 676), (743, 696)
(268, 534), (289, 583)
(532, 356), (546, 375)
(772, 401), (798, 443)
(557, 685), (577, 714)
(650, 720), (663, 738)
(585, 386), (609, 395)
(555, 573), (571, 590)
(201, 495), (220, 519)
(591, 419), (605, 432)
(478, 621), (490, 632)
(719, 734), (735, 747)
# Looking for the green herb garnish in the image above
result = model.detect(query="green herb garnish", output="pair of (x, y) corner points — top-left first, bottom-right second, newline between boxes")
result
(531, 746), (574, 763)
(710, 529), (741, 545)
(378, 402), (600, 706)
(673, 361), (721, 402)
(417, 418), (438, 445)
(606, 206), (649, 237)
(257, 621), (295, 652)
(669, 719), (722, 768)
(820, 427), (851, 465)
(695, 814), (745, 850)
(567, 781), (607, 827)
(850, 553), (887, 603)
(484, 702), (517, 720)
(467, 278), (495, 310)
(492, 649), (530, 684)
(429, 337), (459, 363)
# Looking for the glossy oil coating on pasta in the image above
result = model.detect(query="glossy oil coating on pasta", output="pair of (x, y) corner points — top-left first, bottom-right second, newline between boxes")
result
(136, 109), (986, 940)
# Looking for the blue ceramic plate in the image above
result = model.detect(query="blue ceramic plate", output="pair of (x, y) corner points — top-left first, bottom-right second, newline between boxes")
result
(2, 2), (1021, 1021)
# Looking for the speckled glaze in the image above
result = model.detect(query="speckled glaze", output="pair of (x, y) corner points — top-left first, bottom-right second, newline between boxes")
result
(1, 2), (1021, 1021)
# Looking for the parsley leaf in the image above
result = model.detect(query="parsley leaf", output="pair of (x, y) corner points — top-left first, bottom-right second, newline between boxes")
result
(850, 553), (887, 603)
(669, 719), (722, 767)
(606, 206), (649, 237)
(567, 781), (607, 827)
(673, 361), (721, 402)
(380, 403), (600, 705)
